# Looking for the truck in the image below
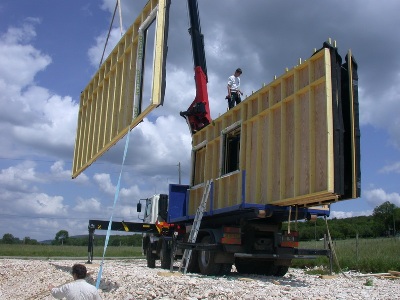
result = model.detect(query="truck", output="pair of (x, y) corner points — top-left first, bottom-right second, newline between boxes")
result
(79, 0), (360, 276)
(89, 188), (334, 276)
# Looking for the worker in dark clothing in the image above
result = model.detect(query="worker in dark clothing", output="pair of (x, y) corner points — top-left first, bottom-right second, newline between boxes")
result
(226, 68), (243, 109)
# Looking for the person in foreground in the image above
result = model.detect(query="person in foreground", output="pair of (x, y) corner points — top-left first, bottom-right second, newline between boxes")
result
(49, 263), (101, 300)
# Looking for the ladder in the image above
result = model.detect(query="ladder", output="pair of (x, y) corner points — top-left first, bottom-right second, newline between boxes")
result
(179, 179), (212, 274)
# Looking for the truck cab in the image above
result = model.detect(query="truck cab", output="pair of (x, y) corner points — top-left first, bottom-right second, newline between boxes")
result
(139, 194), (168, 224)
(138, 193), (177, 269)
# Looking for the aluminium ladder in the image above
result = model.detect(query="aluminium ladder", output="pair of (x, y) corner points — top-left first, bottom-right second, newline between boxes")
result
(179, 179), (212, 274)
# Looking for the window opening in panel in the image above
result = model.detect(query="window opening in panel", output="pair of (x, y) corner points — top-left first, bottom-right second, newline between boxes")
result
(192, 146), (206, 186)
(222, 127), (241, 175)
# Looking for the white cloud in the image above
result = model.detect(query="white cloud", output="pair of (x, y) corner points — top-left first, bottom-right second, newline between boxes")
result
(16, 193), (68, 216)
(380, 161), (400, 174)
(364, 188), (400, 207)
(48, 160), (89, 184)
(0, 20), (79, 160)
(87, 27), (122, 68)
(120, 185), (140, 199)
(74, 197), (101, 213)
(360, 72), (400, 149)
(93, 173), (115, 195)
(0, 19), (50, 88)
(0, 23), (52, 127)
(330, 210), (372, 219)
(0, 161), (45, 191)
(93, 172), (141, 201)
(50, 161), (70, 178)
(12, 91), (78, 149)
(116, 204), (140, 220)
(135, 116), (191, 164)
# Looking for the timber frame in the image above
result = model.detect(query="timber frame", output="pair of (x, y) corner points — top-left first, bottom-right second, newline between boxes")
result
(189, 43), (360, 215)
(72, 0), (170, 178)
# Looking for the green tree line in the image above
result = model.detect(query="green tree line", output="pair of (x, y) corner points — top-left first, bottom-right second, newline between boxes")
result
(1, 201), (399, 245)
(0, 231), (143, 246)
(285, 201), (400, 240)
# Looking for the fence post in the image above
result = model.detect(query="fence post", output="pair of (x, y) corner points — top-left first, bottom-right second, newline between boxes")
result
(356, 232), (359, 267)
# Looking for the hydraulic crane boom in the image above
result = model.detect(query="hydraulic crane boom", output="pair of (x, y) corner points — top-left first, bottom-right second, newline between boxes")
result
(180, 0), (212, 134)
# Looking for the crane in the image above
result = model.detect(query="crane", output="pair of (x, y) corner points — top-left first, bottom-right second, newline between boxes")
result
(179, 0), (212, 134)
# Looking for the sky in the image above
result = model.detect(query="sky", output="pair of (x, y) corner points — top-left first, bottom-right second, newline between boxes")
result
(1, 0), (400, 242)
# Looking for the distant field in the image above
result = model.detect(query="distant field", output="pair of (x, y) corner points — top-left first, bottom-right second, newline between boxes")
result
(1, 238), (399, 273)
(294, 237), (400, 273)
(0, 244), (143, 258)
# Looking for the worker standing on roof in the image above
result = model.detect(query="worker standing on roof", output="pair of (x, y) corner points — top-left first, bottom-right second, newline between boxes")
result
(226, 68), (243, 110)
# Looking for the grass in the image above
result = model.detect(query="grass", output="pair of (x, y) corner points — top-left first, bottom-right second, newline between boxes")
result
(1, 238), (399, 274)
(292, 237), (400, 273)
(0, 244), (143, 258)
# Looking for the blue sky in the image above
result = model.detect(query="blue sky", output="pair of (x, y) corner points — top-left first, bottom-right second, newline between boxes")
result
(1, 0), (400, 241)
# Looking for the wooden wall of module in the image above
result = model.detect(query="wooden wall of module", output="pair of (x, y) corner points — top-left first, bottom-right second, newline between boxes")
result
(72, 0), (169, 178)
(189, 48), (339, 214)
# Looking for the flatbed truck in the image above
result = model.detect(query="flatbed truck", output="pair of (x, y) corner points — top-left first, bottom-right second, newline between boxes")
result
(80, 0), (360, 277)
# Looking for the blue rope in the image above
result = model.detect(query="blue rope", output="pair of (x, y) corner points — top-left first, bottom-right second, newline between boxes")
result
(95, 129), (131, 289)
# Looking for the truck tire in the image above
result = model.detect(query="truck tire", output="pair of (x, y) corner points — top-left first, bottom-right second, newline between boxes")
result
(160, 239), (171, 269)
(219, 263), (232, 275)
(146, 243), (156, 268)
(253, 261), (277, 276)
(235, 258), (253, 274)
(198, 235), (222, 276)
(187, 250), (200, 274)
(274, 265), (289, 277)
(245, 261), (288, 276)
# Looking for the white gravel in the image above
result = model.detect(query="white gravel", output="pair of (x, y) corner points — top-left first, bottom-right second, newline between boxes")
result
(0, 258), (399, 299)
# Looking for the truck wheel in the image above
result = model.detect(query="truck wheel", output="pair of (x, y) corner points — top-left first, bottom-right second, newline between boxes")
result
(146, 243), (156, 268)
(160, 239), (171, 269)
(274, 265), (289, 277)
(235, 258), (253, 274)
(198, 235), (222, 276)
(187, 250), (200, 274)
(219, 263), (232, 275)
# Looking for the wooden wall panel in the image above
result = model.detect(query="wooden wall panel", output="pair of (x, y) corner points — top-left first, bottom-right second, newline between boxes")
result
(190, 47), (342, 210)
(72, 0), (169, 178)
(283, 100), (295, 199)
(260, 113), (269, 203)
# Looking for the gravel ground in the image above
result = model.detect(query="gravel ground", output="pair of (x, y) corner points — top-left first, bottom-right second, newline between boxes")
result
(0, 258), (399, 300)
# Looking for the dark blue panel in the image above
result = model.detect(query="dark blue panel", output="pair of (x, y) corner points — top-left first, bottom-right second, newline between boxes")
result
(168, 184), (189, 222)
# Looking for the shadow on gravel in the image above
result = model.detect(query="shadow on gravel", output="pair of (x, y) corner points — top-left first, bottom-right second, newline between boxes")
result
(97, 278), (120, 293)
(178, 269), (310, 288)
(49, 262), (73, 274)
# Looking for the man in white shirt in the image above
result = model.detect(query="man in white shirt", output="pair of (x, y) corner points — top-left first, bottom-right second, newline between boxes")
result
(49, 263), (101, 300)
(227, 68), (243, 109)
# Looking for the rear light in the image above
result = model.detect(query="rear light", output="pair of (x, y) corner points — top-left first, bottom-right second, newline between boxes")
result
(220, 226), (241, 245)
(280, 230), (299, 247)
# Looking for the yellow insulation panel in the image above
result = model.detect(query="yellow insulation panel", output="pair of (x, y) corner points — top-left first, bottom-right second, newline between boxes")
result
(189, 48), (336, 213)
(72, 0), (169, 178)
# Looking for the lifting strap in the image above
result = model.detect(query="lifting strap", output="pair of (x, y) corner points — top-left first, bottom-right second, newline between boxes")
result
(95, 127), (131, 289)
(99, 0), (124, 68)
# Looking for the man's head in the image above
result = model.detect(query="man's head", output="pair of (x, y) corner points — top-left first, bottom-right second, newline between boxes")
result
(235, 68), (242, 77)
(72, 264), (87, 279)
